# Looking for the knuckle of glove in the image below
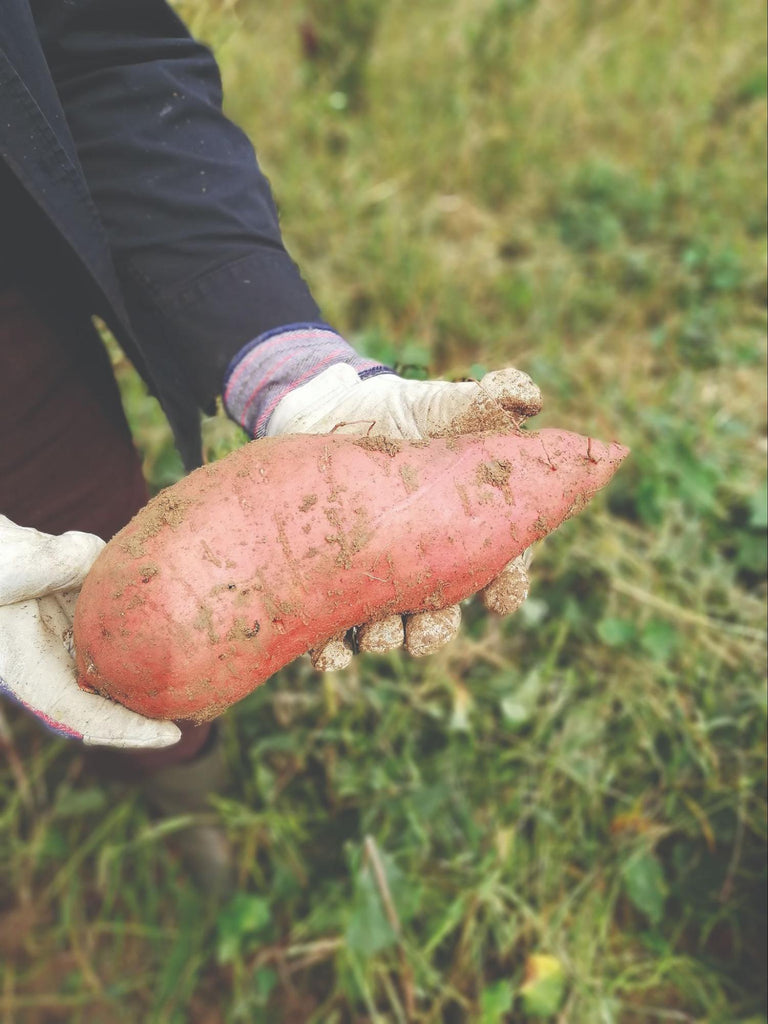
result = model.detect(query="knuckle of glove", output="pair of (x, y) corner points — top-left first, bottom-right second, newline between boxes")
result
(357, 615), (404, 654)
(480, 368), (542, 418)
(481, 559), (530, 616)
(405, 605), (461, 657)
(310, 633), (354, 672)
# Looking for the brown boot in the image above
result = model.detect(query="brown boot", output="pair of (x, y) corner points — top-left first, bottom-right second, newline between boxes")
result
(141, 724), (236, 899)
(87, 722), (236, 899)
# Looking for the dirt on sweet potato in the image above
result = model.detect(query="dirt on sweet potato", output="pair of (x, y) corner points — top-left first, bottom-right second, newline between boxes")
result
(74, 428), (628, 721)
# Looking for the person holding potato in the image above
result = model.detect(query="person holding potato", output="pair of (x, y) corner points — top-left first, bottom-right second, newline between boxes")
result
(0, 0), (539, 888)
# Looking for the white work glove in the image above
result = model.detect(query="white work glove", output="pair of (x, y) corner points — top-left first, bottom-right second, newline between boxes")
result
(266, 365), (542, 668)
(0, 516), (181, 748)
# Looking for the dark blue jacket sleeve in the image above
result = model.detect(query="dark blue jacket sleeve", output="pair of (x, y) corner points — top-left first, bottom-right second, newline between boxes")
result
(30, 0), (322, 411)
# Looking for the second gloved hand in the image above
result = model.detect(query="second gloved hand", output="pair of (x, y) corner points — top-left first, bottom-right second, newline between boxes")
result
(0, 516), (181, 748)
(264, 363), (542, 668)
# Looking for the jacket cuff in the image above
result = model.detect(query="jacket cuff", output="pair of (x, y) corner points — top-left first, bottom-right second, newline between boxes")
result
(223, 324), (393, 438)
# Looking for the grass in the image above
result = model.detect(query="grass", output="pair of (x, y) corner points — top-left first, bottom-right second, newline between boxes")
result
(1, 0), (766, 1020)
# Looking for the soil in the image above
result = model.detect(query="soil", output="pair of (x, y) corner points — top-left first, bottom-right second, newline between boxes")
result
(399, 463), (419, 494)
(120, 491), (192, 559)
(353, 435), (402, 456)
(441, 369), (542, 437)
(323, 505), (372, 569)
(477, 458), (512, 489)
(226, 616), (261, 641)
(477, 458), (515, 504)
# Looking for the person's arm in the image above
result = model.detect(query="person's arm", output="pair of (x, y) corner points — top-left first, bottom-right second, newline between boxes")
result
(30, 0), (345, 412)
(30, 0), (539, 669)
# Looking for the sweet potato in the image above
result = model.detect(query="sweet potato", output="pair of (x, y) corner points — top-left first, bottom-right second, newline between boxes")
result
(74, 428), (628, 721)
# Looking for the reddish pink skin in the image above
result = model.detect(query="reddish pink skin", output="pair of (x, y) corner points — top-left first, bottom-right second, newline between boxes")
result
(74, 428), (628, 721)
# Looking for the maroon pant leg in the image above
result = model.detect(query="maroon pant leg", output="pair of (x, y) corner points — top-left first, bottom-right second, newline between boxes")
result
(0, 286), (210, 768)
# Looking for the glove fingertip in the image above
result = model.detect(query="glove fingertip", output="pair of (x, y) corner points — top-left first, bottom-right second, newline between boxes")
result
(82, 721), (182, 750)
(357, 615), (404, 654)
(405, 605), (461, 658)
(310, 633), (354, 672)
(481, 561), (530, 616)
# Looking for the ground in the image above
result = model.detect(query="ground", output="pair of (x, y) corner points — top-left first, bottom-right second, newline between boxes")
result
(0, 0), (766, 1020)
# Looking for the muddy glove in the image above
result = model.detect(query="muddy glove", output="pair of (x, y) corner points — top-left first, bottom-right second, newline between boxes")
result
(224, 323), (540, 667)
(266, 363), (541, 666)
(0, 516), (181, 748)
(223, 325), (541, 668)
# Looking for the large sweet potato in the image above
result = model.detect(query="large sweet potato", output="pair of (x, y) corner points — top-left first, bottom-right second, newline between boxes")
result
(74, 428), (628, 721)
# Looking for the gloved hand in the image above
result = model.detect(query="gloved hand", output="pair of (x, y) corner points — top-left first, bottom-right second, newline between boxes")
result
(0, 516), (181, 748)
(265, 364), (542, 668)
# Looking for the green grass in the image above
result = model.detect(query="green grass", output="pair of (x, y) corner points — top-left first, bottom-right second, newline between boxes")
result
(1, 0), (766, 1020)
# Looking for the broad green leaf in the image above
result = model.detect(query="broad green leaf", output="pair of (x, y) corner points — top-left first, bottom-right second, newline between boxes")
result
(749, 487), (768, 530)
(501, 697), (531, 728)
(640, 619), (678, 661)
(254, 967), (277, 1003)
(479, 979), (515, 1023)
(621, 851), (667, 926)
(520, 954), (566, 1017)
(345, 846), (420, 958)
(217, 895), (271, 964)
(737, 531), (768, 574)
(597, 617), (636, 647)
(345, 865), (396, 956)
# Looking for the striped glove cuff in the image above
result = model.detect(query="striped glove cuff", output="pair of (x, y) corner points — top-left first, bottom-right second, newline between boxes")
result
(223, 323), (393, 438)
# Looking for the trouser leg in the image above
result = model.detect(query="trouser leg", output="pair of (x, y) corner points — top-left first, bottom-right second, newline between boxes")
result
(0, 285), (211, 767)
